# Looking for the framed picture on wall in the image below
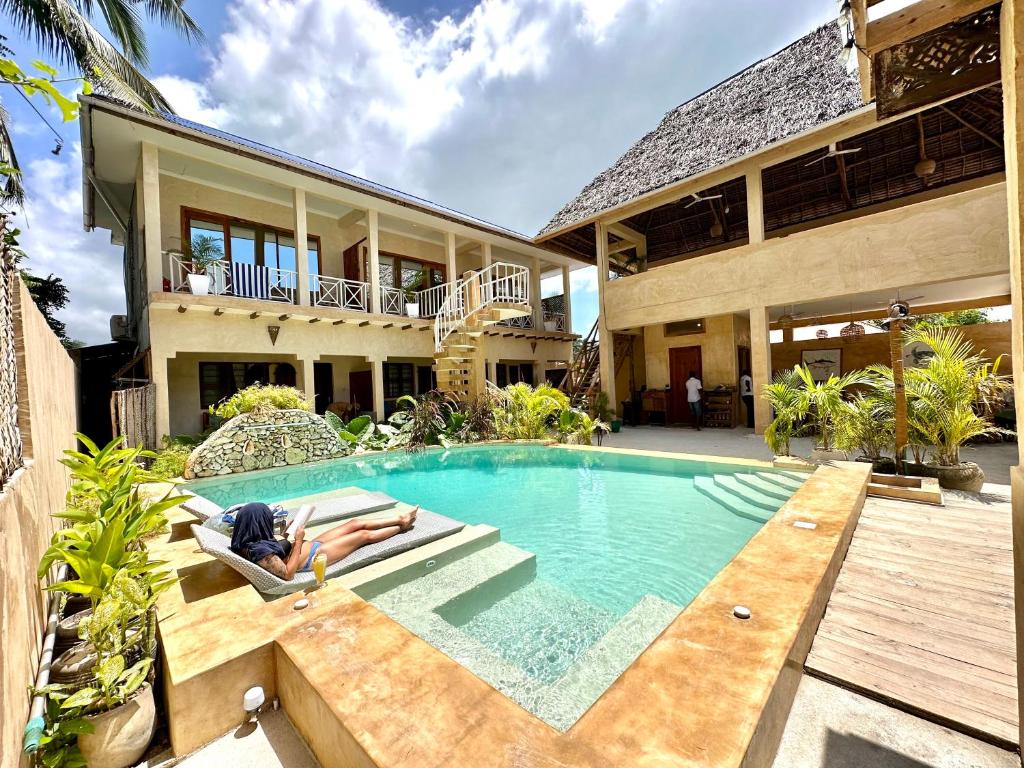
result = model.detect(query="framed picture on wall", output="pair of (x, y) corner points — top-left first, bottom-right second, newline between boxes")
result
(801, 348), (841, 383)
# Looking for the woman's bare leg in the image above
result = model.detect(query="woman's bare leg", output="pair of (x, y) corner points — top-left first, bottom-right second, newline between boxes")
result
(316, 507), (418, 542)
(318, 526), (403, 564)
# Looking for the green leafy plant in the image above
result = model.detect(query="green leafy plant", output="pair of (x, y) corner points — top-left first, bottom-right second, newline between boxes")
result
(389, 392), (452, 448)
(53, 571), (162, 713)
(184, 233), (223, 274)
(401, 267), (429, 302)
(761, 368), (804, 457)
(557, 408), (607, 445)
(33, 693), (92, 768)
(900, 326), (1011, 466)
(591, 391), (615, 423)
(492, 382), (569, 440)
(149, 436), (193, 480)
(792, 364), (867, 452)
(834, 392), (893, 462)
(211, 383), (312, 420)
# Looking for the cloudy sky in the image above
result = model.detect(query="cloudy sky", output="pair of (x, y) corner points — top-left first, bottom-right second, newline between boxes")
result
(1, 0), (837, 344)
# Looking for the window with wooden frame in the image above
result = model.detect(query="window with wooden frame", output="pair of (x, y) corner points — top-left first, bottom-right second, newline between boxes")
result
(362, 248), (446, 291)
(182, 208), (323, 278)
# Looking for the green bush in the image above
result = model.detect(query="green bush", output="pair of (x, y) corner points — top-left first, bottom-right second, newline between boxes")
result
(210, 383), (312, 420)
(149, 441), (191, 480)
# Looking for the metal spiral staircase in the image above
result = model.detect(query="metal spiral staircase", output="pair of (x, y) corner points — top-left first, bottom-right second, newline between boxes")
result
(433, 263), (532, 399)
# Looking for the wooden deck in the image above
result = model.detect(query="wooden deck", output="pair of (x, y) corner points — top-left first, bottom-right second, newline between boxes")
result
(805, 490), (1019, 748)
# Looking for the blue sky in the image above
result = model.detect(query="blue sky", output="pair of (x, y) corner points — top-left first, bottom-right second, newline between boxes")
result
(0, 0), (836, 343)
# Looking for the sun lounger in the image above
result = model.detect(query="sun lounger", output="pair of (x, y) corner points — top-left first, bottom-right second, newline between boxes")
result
(180, 490), (398, 524)
(190, 510), (465, 595)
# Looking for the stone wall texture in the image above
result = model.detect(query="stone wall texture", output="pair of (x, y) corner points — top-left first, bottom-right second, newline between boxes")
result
(185, 409), (346, 478)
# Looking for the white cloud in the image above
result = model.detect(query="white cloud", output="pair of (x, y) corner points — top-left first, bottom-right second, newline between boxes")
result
(156, 0), (830, 235)
(17, 144), (126, 344)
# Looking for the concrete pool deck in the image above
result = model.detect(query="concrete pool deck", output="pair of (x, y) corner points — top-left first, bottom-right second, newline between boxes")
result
(149, 446), (869, 767)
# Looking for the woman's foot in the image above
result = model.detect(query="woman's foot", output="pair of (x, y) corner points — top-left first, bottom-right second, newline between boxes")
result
(398, 505), (419, 531)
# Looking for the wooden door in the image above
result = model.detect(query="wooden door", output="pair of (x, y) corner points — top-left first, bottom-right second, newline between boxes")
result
(313, 362), (333, 415)
(668, 346), (702, 425)
(349, 370), (373, 414)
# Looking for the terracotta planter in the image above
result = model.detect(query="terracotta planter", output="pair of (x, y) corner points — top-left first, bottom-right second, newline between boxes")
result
(928, 462), (985, 492)
(78, 684), (156, 768)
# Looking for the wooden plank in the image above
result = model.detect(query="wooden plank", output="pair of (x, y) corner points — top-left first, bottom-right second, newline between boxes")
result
(807, 493), (1017, 747)
(866, 0), (999, 54)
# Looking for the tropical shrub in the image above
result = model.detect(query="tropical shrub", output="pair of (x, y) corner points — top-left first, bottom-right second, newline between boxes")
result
(389, 393), (452, 448)
(557, 408), (607, 445)
(149, 436), (193, 480)
(901, 326), (1010, 466)
(447, 391), (499, 443)
(834, 392), (893, 461)
(792, 365), (867, 452)
(492, 382), (569, 440)
(211, 383), (311, 420)
(762, 368), (804, 457)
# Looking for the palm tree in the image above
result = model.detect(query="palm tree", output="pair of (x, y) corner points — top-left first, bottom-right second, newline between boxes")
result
(0, 0), (203, 203)
(792, 364), (867, 453)
(762, 368), (803, 457)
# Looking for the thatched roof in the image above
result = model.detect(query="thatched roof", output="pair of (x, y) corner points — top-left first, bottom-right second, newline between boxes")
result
(538, 23), (864, 237)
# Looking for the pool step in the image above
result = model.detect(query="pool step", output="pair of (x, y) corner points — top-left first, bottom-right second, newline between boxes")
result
(694, 476), (774, 524)
(712, 475), (780, 511)
(754, 471), (807, 493)
(537, 594), (681, 730)
(732, 473), (792, 501)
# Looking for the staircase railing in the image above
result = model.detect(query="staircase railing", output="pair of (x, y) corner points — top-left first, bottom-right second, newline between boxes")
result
(561, 318), (600, 399)
(433, 261), (530, 352)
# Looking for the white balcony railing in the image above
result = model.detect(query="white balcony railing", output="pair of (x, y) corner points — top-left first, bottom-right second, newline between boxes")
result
(165, 252), (297, 303)
(381, 286), (406, 315)
(313, 276), (368, 312)
(498, 314), (534, 329)
(415, 283), (454, 319)
(543, 312), (566, 331)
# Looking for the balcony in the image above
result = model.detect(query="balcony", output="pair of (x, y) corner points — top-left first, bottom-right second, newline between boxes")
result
(165, 252), (458, 318)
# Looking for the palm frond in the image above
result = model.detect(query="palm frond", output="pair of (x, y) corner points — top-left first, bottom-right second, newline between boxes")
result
(0, 102), (24, 206)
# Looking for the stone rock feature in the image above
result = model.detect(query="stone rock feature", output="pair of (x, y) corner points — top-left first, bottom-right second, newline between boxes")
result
(184, 409), (346, 478)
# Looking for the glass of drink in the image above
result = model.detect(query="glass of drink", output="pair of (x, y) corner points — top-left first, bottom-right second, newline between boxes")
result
(312, 552), (327, 589)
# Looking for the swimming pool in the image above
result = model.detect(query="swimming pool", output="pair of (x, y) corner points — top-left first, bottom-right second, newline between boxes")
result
(190, 444), (806, 729)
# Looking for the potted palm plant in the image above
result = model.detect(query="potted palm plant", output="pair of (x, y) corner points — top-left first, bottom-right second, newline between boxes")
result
(185, 234), (224, 295)
(593, 391), (620, 432)
(906, 326), (1010, 491)
(403, 268), (429, 318)
(792, 364), (866, 462)
(834, 392), (896, 474)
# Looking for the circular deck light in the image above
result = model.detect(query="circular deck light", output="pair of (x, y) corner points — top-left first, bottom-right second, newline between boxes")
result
(733, 605), (752, 620)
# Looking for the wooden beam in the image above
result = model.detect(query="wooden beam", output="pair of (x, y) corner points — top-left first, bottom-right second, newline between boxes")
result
(333, 320), (345, 325)
(939, 105), (1004, 149)
(866, 0), (998, 55)
(278, 314), (291, 321)
(177, 305), (186, 313)
(401, 323), (412, 330)
(309, 318), (320, 324)
(249, 312), (261, 320)
(213, 307), (224, 316)
(358, 321), (370, 327)
(381, 323), (394, 329)
(852, 0), (873, 102)
(419, 326), (431, 332)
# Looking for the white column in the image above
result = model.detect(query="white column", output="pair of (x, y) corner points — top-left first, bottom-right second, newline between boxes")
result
(750, 305), (772, 435)
(595, 222), (617, 407)
(300, 357), (316, 407)
(561, 265), (572, 333)
(530, 256), (543, 329)
(293, 188), (310, 306)
(140, 142), (163, 293)
(485, 359), (495, 383)
(445, 232), (458, 281)
(746, 170), (765, 245)
(481, 242), (492, 268)
(370, 358), (385, 422)
(367, 209), (381, 314)
(152, 353), (170, 439)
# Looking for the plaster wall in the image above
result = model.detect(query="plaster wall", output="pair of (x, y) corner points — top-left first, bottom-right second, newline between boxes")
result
(605, 184), (1010, 331)
(643, 314), (743, 390)
(0, 280), (77, 768)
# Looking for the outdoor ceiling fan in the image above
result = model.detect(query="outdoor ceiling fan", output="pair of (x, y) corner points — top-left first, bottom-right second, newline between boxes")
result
(776, 305), (811, 328)
(684, 191), (723, 209)
(804, 142), (861, 167)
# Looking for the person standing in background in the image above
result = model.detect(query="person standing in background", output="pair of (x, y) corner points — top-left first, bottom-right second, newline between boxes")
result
(739, 369), (754, 429)
(685, 371), (703, 430)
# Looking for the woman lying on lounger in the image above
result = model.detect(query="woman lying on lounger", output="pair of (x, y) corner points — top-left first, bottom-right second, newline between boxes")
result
(229, 502), (418, 581)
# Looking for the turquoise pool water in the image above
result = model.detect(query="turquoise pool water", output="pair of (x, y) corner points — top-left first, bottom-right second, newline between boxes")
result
(191, 444), (803, 728)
